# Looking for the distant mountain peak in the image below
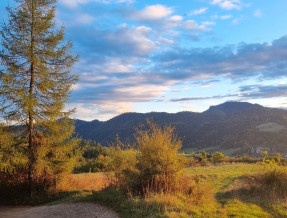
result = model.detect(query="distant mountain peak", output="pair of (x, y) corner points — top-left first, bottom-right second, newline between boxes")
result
(204, 101), (263, 115)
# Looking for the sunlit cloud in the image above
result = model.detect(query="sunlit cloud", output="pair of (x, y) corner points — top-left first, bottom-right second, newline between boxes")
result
(211, 0), (241, 10)
(128, 4), (173, 21)
(188, 8), (208, 16)
(59, 0), (134, 8)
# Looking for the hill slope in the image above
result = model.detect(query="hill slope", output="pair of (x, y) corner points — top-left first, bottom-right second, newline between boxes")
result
(75, 102), (287, 155)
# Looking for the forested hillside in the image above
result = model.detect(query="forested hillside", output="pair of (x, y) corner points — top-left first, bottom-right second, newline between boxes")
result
(75, 102), (287, 155)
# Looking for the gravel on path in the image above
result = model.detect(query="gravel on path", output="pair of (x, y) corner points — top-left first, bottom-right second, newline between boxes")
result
(0, 203), (119, 218)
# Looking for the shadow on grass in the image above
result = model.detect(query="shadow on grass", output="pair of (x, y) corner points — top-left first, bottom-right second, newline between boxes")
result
(218, 174), (287, 217)
(0, 189), (94, 207)
(92, 188), (166, 218)
(224, 187), (287, 217)
(214, 175), (247, 206)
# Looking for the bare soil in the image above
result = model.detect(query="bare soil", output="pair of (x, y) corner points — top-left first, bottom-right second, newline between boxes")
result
(0, 203), (119, 218)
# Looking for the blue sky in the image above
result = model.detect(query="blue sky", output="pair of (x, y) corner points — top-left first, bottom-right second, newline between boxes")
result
(1, 0), (287, 120)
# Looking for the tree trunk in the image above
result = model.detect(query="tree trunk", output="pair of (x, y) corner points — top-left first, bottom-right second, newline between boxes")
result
(28, 1), (35, 199)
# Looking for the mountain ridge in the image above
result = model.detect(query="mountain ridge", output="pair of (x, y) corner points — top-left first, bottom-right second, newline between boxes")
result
(75, 102), (287, 155)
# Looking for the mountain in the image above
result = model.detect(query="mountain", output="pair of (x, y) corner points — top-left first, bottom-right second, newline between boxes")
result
(75, 102), (287, 155)
(204, 101), (263, 115)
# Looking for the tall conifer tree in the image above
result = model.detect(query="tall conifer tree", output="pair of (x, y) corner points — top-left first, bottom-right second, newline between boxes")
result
(0, 0), (78, 196)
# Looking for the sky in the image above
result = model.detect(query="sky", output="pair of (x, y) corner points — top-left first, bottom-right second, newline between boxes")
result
(1, 0), (287, 121)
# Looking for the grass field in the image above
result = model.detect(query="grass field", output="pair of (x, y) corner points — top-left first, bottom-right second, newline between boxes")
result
(53, 164), (287, 217)
(184, 164), (286, 217)
(184, 164), (263, 193)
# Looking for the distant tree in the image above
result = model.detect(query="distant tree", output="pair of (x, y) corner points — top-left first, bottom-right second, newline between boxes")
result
(201, 151), (208, 159)
(271, 153), (282, 163)
(212, 152), (227, 163)
(0, 0), (78, 197)
(261, 151), (269, 162)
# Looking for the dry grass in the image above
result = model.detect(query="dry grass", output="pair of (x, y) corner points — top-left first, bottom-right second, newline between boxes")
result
(144, 190), (222, 217)
(229, 167), (287, 203)
(58, 173), (114, 192)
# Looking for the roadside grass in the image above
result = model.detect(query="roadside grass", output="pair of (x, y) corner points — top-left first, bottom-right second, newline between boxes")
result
(47, 173), (114, 205)
(24, 164), (287, 217)
(61, 173), (114, 191)
(93, 187), (224, 218)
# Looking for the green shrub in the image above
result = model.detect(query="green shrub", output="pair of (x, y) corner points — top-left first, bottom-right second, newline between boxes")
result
(212, 152), (227, 163)
(111, 146), (138, 187)
(134, 120), (184, 193)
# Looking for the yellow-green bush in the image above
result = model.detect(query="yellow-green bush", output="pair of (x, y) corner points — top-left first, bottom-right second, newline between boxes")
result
(135, 121), (184, 193)
(212, 152), (227, 163)
(111, 146), (139, 187)
(111, 121), (190, 194)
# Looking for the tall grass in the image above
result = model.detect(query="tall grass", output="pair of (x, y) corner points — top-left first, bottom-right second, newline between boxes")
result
(230, 166), (287, 203)
(58, 173), (114, 192)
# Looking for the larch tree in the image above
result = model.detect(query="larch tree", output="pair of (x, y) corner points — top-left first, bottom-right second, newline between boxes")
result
(0, 0), (79, 197)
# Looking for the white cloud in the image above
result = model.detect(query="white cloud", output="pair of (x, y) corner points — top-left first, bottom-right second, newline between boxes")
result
(158, 37), (175, 45)
(96, 102), (133, 116)
(210, 14), (232, 20)
(102, 24), (157, 56)
(186, 20), (215, 32)
(59, 0), (134, 8)
(75, 13), (94, 24)
(254, 9), (263, 18)
(202, 21), (216, 26)
(171, 89), (180, 92)
(115, 84), (168, 101)
(94, 58), (134, 74)
(71, 84), (81, 91)
(169, 15), (183, 22)
(188, 8), (208, 16)
(232, 17), (243, 25)
(70, 82), (172, 120)
(129, 4), (173, 21)
(60, 0), (89, 8)
(70, 102), (133, 121)
(119, 25), (156, 55)
(211, 0), (241, 10)
(198, 82), (215, 88)
(220, 15), (232, 19)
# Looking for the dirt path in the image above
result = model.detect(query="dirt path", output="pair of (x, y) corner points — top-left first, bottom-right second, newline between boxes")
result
(0, 203), (119, 218)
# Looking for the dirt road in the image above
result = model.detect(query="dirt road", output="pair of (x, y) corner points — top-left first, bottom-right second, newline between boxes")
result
(0, 203), (119, 218)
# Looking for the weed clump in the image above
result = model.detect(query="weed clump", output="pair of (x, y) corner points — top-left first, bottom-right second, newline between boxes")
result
(230, 167), (287, 203)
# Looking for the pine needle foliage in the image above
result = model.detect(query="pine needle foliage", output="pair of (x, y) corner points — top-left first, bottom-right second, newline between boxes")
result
(0, 125), (28, 173)
(0, 0), (79, 197)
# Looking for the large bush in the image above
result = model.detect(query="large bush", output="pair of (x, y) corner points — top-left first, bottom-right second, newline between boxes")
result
(135, 121), (183, 192)
(113, 120), (185, 193)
